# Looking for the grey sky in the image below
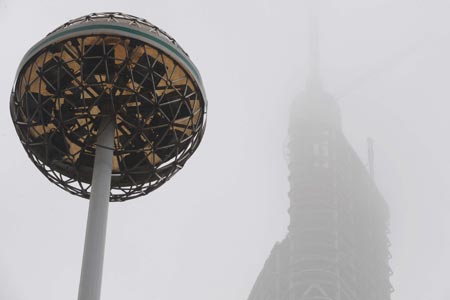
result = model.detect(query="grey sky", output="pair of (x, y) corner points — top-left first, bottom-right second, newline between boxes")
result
(1, 0), (450, 299)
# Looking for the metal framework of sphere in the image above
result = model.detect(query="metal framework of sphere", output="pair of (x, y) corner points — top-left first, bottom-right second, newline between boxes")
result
(10, 13), (207, 201)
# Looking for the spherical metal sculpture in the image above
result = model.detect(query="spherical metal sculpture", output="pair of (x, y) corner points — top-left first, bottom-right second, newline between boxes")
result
(10, 12), (207, 201)
(11, 13), (207, 300)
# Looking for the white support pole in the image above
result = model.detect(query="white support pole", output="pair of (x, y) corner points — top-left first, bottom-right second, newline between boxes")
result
(78, 117), (115, 300)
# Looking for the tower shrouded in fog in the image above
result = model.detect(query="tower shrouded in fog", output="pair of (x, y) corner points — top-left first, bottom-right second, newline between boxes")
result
(247, 8), (392, 300)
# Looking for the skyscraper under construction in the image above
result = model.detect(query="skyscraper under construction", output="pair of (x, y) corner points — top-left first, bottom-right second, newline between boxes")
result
(247, 9), (393, 300)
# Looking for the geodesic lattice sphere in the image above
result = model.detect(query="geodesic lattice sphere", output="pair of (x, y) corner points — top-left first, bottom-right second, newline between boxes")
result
(10, 13), (207, 201)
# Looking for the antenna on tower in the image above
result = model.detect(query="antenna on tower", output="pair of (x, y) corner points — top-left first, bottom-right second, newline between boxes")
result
(367, 138), (375, 178)
(306, 0), (321, 90)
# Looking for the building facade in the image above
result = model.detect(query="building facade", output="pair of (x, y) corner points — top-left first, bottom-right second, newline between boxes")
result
(247, 83), (393, 300)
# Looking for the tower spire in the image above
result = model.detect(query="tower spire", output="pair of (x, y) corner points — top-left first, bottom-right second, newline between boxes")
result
(307, 0), (321, 90)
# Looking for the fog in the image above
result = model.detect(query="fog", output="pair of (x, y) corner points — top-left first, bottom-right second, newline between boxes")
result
(1, 0), (450, 299)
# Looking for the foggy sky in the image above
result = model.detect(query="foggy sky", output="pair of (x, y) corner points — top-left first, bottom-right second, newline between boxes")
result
(1, 0), (450, 299)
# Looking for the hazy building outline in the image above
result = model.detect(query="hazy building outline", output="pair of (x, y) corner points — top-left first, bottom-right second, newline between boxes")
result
(247, 7), (392, 300)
